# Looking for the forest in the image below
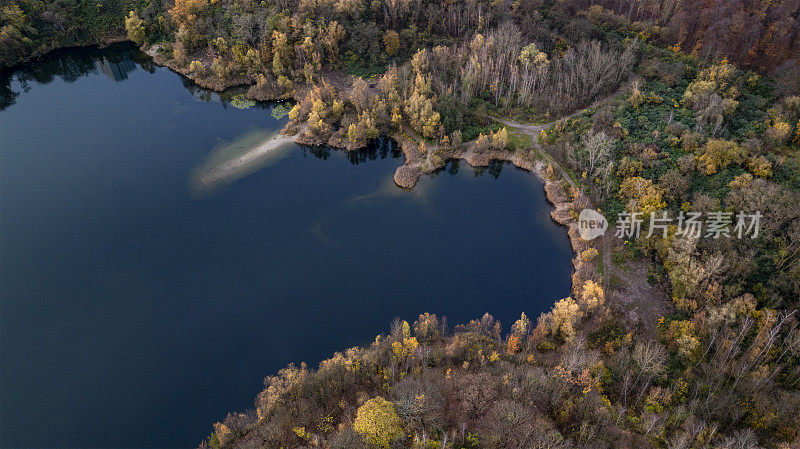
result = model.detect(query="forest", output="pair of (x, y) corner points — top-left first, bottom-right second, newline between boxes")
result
(2, 0), (800, 448)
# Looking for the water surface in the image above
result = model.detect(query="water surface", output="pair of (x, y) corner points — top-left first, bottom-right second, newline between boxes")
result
(0, 44), (572, 448)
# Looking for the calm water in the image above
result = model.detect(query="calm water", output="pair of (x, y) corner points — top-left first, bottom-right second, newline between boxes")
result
(0, 44), (572, 448)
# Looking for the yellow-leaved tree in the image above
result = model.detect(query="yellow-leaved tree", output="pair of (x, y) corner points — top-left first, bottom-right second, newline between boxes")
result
(353, 397), (404, 448)
(579, 280), (605, 313)
(542, 297), (582, 342)
(697, 139), (743, 174)
(619, 176), (666, 213)
(124, 11), (146, 46)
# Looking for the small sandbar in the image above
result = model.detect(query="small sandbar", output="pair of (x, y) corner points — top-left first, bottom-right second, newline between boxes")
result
(191, 129), (296, 194)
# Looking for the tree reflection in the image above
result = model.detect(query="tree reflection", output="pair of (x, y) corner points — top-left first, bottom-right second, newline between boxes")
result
(0, 43), (142, 110)
(301, 137), (401, 165)
(488, 160), (505, 179)
(0, 42), (286, 114)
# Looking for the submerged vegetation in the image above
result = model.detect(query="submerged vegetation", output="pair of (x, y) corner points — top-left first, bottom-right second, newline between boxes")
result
(3, 0), (800, 447)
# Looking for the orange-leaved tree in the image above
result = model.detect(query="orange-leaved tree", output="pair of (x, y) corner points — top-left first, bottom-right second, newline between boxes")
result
(169, 0), (218, 28)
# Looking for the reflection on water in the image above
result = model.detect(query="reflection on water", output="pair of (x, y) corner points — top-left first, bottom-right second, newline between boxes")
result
(299, 136), (401, 164)
(349, 171), (432, 204)
(0, 42), (284, 112)
(96, 55), (136, 81)
(0, 43), (152, 110)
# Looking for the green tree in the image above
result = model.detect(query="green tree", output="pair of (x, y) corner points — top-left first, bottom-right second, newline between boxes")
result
(383, 30), (399, 56)
(0, 3), (33, 65)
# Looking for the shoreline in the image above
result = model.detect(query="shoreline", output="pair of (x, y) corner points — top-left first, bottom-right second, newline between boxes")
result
(152, 39), (596, 324)
(1, 36), (130, 71)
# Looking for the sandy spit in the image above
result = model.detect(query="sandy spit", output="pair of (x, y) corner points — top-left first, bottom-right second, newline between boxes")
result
(192, 132), (296, 192)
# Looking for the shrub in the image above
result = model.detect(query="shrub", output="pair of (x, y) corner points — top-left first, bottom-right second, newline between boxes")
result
(580, 248), (599, 263)
(765, 120), (791, 146)
(747, 155), (772, 178)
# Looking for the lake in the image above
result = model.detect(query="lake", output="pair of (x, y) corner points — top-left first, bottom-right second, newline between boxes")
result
(0, 43), (572, 448)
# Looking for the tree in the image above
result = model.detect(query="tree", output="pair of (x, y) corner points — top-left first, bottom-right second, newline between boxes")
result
(579, 280), (605, 313)
(519, 42), (548, 68)
(492, 127), (509, 149)
(321, 21), (346, 64)
(390, 377), (443, 432)
(475, 132), (492, 151)
(545, 297), (582, 342)
(412, 313), (440, 341)
(681, 61), (739, 134)
(353, 397), (404, 448)
(578, 130), (615, 195)
(632, 341), (666, 379)
(349, 78), (372, 113)
(697, 139), (743, 175)
(271, 30), (291, 76)
(169, 0), (218, 28)
(510, 312), (531, 338)
(383, 30), (400, 56)
(0, 2), (33, 65)
(659, 170), (689, 204)
(188, 60), (206, 75)
(404, 87), (441, 139)
(666, 320), (700, 364)
(385, 0), (412, 29)
(124, 11), (146, 46)
(619, 176), (666, 213)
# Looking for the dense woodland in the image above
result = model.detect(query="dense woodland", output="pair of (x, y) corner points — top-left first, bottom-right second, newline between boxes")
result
(2, 0), (800, 448)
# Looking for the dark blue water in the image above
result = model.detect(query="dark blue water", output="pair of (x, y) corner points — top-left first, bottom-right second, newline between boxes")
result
(0, 44), (572, 448)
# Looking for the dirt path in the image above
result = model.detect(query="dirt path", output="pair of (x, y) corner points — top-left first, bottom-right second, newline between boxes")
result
(602, 233), (611, 293)
(495, 117), (578, 192)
